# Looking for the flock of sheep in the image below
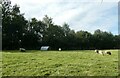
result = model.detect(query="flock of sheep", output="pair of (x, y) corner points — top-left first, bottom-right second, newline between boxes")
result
(19, 48), (112, 56)
(95, 49), (111, 56)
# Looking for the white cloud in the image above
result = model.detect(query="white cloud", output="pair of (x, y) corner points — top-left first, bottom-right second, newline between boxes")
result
(65, 2), (118, 34)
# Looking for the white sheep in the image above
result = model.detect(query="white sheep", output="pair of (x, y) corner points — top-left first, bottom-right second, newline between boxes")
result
(98, 50), (104, 56)
(95, 50), (104, 56)
(95, 49), (99, 53)
(19, 48), (26, 52)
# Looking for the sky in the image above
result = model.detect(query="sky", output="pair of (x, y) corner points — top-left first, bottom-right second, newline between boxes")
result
(10, 0), (119, 35)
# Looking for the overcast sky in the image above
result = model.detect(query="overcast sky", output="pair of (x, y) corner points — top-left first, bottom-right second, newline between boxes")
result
(10, 0), (119, 35)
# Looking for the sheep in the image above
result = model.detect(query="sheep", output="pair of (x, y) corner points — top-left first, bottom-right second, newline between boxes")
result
(98, 50), (104, 56)
(105, 51), (111, 55)
(95, 49), (99, 53)
(106, 51), (111, 55)
(95, 50), (112, 56)
(95, 50), (104, 56)
(19, 48), (26, 52)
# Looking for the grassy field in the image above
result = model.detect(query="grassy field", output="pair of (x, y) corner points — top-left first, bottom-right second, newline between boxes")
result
(2, 50), (118, 76)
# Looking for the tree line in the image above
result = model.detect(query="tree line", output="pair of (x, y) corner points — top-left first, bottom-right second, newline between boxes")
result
(2, 0), (120, 50)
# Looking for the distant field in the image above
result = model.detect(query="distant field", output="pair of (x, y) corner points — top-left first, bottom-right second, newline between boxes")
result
(2, 50), (118, 76)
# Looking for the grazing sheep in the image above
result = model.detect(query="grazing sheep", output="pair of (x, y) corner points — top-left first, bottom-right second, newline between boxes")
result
(106, 51), (111, 55)
(95, 50), (104, 56)
(95, 49), (99, 53)
(105, 51), (111, 55)
(98, 50), (104, 56)
(19, 48), (26, 52)
(104, 51), (107, 54)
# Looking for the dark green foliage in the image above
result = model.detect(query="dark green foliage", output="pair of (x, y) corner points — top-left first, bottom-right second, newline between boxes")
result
(2, 0), (27, 49)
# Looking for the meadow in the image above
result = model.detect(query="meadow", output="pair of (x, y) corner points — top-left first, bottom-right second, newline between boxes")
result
(2, 50), (118, 76)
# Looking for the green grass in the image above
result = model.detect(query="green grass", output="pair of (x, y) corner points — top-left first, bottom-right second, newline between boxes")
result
(2, 50), (118, 76)
(0, 51), (2, 77)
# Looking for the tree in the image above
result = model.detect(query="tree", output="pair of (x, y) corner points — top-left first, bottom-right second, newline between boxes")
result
(2, 0), (12, 49)
(22, 18), (47, 49)
(61, 23), (77, 50)
(76, 30), (92, 49)
(100, 31), (114, 49)
(62, 23), (70, 36)
(114, 35), (120, 49)
(42, 15), (53, 28)
(2, 0), (27, 49)
(42, 24), (65, 50)
(93, 29), (103, 49)
(93, 29), (115, 49)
